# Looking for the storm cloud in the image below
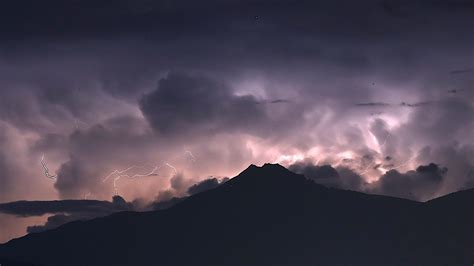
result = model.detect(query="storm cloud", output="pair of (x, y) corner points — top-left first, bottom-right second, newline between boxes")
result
(0, 197), (131, 217)
(187, 177), (230, 195)
(369, 163), (448, 201)
(0, 0), (472, 243)
(289, 161), (367, 191)
(27, 214), (81, 233)
(0, 196), (134, 235)
(290, 160), (452, 201)
(139, 72), (267, 137)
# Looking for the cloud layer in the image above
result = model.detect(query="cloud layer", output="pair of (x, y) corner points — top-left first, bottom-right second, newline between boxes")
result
(0, 0), (471, 212)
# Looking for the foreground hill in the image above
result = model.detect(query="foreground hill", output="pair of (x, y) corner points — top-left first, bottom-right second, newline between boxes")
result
(0, 164), (473, 266)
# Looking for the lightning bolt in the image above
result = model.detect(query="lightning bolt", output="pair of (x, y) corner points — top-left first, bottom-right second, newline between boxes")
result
(102, 165), (146, 182)
(40, 154), (57, 180)
(361, 131), (392, 175)
(360, 161), (375, 175)
(74, 119), (88, 130)
(164, 162), (177, 176)
(104, 162), (178, 195)
(388, 155), (418, 171)
(103, 165), (157, 195)
(315, 157), (321, 165)
(379, 132), (390, 149)
(183, 147), (196, 162)
(103, 146), (193, 195)
(168, 146), (196, 163)
(84, 192), (92, 200)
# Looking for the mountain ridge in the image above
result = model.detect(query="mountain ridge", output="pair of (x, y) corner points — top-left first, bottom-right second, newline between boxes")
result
(0, 163), (473, 266)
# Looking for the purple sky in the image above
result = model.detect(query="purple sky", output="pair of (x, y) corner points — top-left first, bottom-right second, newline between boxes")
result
(0, 0), (473, 243)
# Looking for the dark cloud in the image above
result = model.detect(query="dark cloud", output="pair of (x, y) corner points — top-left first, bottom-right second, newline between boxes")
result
(355, 102), (390, 107)
(0, 197), (130, 217)
(449, 68), (472, 74)
(187, 177), (229, 195)
(55, 157), (95, 199)
(168, 173), (197, 196)
(288, 160), (453, 201)
(415, 144), (474, 194)
(145, 177), (230, 211)
(447, 89), (465, 94)
(169, 174), (187, 192)
(335, 167), (367, 191)
(24, 195), (133, 233)
(369, 163), (447, 201)
(26, 195), (135, 233)
(0, 196), (133, 235)
(255, 99), (292, 105)
(139, 72), (267, 137)
(269, 99), (291, 104)
(148, 197), (184, 211)
(464, 171), (474, 189)
(355, 101), (433, 108)
(399, 101), (432, 108)
(27, 214), (82, 233)
(289, 161), (366, 191)
(288, 163), (339, 179)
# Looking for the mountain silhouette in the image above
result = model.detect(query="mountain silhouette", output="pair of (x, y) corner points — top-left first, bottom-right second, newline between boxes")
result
(0, 163), (473, 266)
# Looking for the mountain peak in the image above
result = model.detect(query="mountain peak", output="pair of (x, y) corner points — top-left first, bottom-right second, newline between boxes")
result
(242, 163), (293, 175)
(238, 163), (296, 178)
(262, 163), (289, 170)
(227, 163), (310, 193)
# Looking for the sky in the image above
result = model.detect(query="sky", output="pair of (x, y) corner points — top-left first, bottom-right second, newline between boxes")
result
(0, 0), (473, 242)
